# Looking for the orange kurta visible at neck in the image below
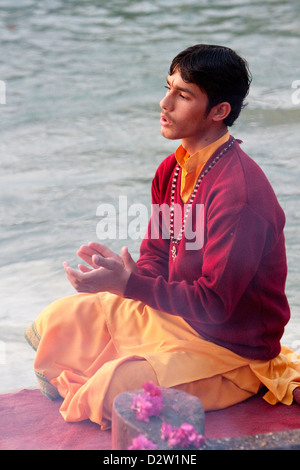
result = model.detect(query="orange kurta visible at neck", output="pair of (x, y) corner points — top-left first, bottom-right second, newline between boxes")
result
(175, 132), (230, 203)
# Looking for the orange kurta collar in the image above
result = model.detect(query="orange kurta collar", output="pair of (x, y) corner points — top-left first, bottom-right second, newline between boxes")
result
(175, 132), (230, 202)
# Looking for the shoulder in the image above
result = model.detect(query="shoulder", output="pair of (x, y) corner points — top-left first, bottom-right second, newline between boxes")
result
(230, 141), (281, 207)
(207, 139), (286, 230)
(154, 153), (177, 179)
(151, 153), (177, 202)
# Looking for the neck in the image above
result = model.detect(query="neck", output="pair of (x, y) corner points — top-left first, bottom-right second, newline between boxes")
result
(181, 125), (228, 156)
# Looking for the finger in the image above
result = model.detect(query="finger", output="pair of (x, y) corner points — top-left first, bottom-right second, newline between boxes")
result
(77, 245), (102, 268)
(63, 263), (83, 280)
(63, 263), (86, 292)
(63, 261), (72, 274)
(77, 244), (95, 257)
(121, 246), (137, 272)
(92, 254), (118, 271)
(78, 264), (93, 273)
(88, 242), (122, 262)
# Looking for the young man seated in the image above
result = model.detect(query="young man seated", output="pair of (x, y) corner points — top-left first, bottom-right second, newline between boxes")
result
(26, 44), (300, 429)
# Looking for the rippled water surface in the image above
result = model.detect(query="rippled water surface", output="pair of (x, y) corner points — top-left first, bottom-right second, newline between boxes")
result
(1, 0), (300, 392)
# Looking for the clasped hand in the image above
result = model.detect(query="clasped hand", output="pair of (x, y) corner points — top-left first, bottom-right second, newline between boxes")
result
(63, 242), (136, 296)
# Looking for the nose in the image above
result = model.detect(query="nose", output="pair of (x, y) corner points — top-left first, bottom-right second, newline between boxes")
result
(160, 92), (173, 111)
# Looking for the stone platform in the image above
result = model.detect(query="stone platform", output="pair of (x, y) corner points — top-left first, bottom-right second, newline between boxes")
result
(112, 387), (300, 451)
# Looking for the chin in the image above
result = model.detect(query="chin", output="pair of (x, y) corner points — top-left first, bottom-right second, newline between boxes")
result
(161, 128), (179, 141)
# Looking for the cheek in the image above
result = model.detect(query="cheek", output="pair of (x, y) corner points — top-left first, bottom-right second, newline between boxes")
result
(183, 102), (206, 122)
(183, 114), (204, 132)
(192, 111), (208, 129)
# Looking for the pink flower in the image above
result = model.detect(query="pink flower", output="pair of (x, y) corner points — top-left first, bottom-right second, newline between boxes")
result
(160, 422), (173, 440)
(180, 423), (206, 448)
(128, 434), (157, 450)
(161, 422), (206, 449)
(131, 382), (163, 422)
(142, 381), (162, 397)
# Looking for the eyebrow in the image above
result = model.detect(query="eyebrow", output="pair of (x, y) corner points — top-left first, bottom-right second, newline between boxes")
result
(166, 77), (196, 97)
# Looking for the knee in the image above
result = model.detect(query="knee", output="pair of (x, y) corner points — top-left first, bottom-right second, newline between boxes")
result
(109, 359), (158, 396)
(103, 359), (158, 421)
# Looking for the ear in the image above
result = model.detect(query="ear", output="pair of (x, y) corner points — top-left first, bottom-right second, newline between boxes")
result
(211, 102), (231, 122)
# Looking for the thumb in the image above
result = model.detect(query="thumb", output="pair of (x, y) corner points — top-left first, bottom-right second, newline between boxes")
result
(93, 255), (102, 266)
(92, 254), (116, 270)
(121, 246), (137, 273)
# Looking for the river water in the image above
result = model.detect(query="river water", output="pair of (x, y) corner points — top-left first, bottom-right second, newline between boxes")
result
(0, 0), (300, 392)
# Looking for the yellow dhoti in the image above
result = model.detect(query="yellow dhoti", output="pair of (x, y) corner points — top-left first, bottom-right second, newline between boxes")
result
(25, 292), (300, 430)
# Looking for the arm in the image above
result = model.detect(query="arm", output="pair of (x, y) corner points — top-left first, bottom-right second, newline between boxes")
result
(135, 222), (170, 279)
(124, 205), (272, 325)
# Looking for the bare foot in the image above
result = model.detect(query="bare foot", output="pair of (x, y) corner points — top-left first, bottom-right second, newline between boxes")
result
(293, 387), (300, 404)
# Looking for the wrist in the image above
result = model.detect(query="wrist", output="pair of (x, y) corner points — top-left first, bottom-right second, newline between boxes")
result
(116, 269), (131, 297)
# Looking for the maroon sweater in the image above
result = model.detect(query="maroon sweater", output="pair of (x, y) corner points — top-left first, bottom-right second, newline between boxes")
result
(124, 137), (290, 360)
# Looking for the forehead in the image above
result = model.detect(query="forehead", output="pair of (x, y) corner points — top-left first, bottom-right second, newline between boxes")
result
(167, 71), (206, 98)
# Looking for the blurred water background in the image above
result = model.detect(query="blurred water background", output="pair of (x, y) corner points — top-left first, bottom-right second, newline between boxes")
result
(0, 0), (300, 392)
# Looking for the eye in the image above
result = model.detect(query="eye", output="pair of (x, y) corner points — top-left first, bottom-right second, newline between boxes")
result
(164, 85), (188, 100)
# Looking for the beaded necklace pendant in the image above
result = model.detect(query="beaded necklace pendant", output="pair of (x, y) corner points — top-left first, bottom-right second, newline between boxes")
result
(171, 244), (177, 261)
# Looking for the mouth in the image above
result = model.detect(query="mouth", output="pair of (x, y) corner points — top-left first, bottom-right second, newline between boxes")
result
(160, 113), (172, 127)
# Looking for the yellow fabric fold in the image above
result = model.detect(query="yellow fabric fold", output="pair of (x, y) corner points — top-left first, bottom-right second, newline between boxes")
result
(25, 292), (300, 428)
(250, 346), (300, 405)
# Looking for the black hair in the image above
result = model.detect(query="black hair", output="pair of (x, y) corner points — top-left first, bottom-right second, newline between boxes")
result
(169, 44), (252, 126)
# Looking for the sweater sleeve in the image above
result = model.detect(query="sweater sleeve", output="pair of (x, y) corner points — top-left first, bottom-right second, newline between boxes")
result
(125, 203), (273, 326)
